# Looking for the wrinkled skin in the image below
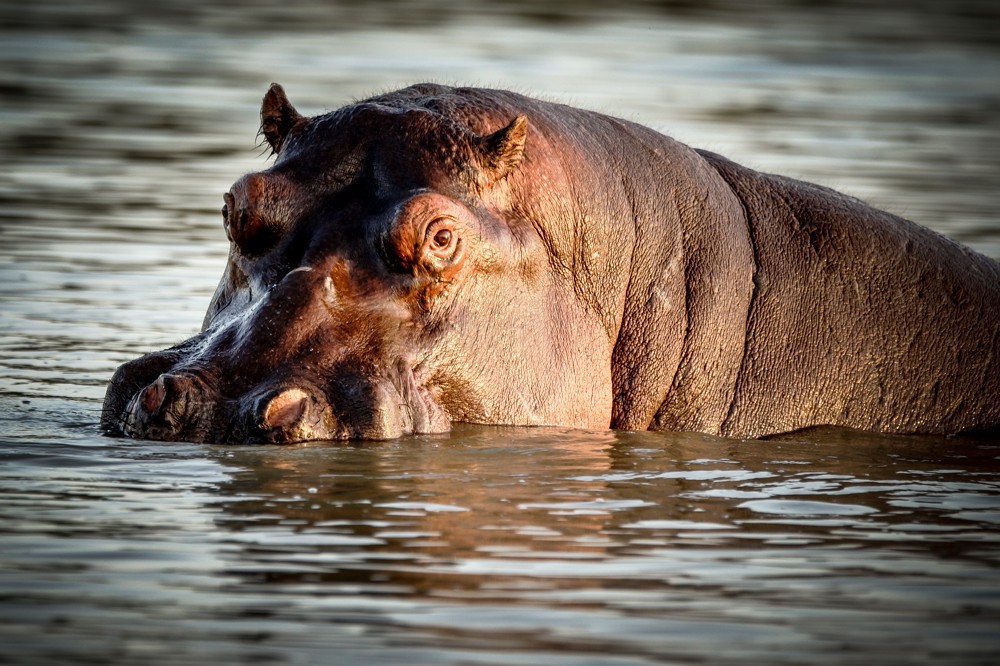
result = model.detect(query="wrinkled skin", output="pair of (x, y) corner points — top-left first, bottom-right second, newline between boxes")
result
(102, 84), (1000, 443)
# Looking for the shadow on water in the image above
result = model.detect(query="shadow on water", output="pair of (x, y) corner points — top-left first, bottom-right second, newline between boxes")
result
(1, 0), (999, 664)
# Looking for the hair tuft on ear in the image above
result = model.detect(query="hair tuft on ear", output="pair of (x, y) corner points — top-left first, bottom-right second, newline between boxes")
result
(260, 83), (304, 156)
(478, 115), (528, 185)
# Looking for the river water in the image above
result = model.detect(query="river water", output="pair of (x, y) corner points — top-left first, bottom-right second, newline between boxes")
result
(1, 1), (999, 664)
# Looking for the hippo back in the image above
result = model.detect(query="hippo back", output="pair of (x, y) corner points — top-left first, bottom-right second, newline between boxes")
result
(696, 150), (1000, 437)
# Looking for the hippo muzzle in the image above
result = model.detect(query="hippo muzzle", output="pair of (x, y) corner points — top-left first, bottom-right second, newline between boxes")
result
(103, 262), (451, 444)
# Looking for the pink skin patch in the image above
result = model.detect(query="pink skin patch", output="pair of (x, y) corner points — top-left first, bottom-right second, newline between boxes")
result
(261, 388), (309, 430)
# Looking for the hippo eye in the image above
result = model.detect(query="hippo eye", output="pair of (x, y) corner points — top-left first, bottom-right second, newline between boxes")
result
(431, 228), (452, 249)
(423, 219), (459, 262)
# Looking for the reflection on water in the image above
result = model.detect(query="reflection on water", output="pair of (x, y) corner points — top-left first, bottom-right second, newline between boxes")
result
(2, 425), (999, 664)
(1, 1), (999, 664)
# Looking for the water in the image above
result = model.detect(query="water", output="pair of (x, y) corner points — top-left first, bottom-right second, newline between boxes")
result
(2, 1), (999, 663)
(3, 428), (1000, 665)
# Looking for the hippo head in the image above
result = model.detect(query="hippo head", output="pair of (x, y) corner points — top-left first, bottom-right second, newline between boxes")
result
(102, 84), (615, 443)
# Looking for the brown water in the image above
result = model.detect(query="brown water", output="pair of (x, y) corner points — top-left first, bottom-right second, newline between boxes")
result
(1, 1), (999, 664)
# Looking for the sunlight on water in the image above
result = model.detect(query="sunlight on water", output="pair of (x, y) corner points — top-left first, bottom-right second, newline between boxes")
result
(1, 0), (999, 664)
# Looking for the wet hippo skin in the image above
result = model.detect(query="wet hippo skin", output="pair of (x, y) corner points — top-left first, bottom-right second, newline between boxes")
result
(102, 84), (1000, 443)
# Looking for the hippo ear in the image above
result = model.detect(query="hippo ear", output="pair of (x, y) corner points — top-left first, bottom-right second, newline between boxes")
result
(476, 115), (528, 185)
(260, 83), (303, 155)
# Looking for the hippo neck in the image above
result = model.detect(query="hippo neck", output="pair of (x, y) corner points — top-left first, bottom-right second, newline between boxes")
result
(608, 125), (756, 435)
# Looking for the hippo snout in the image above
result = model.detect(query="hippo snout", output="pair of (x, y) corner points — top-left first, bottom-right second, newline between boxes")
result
(103, 355), (451, 443)
(114, 373), (329, 444)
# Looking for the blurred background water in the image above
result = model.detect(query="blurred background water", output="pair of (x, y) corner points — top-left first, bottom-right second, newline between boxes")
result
(1, 1), (999, 664)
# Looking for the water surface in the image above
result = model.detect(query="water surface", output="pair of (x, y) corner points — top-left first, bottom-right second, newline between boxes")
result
(1, 1), (999, 664)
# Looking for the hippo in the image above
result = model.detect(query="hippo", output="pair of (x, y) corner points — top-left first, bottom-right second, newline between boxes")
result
(102, 83), (1000, 443)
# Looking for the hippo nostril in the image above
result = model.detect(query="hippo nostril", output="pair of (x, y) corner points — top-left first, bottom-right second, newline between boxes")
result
(124, 372), (203, 442)
(140, 375), (168, 416)
(102, 350), (183, 436)
(259, 388), (309, 431)
(139, 373), (194, 417)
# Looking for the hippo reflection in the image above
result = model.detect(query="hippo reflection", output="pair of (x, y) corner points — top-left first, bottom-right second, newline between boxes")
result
(102, 84), (1000, 443)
